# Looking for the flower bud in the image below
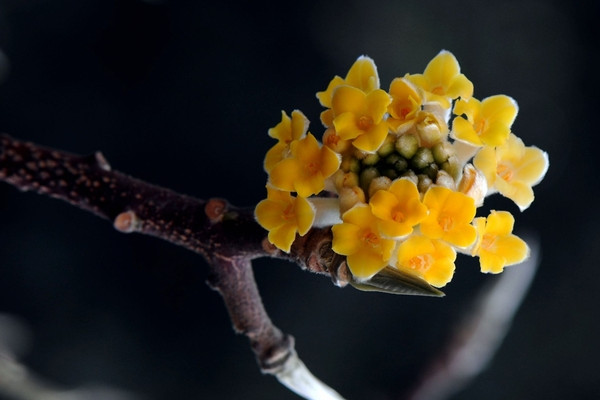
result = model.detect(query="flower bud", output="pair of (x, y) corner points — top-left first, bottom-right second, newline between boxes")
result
(396, 134), (419, 159)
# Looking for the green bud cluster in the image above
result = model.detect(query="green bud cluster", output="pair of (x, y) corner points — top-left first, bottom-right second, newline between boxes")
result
(341, 134), (458, 195)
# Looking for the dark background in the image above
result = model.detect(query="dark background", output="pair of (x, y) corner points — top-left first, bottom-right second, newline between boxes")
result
(0, 0), (597, 399)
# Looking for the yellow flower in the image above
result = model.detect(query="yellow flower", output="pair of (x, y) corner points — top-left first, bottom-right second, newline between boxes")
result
(332, 205), (396, 279)
(264, 110), (309, 172)
(317, 56), (380, 127)
(405, 50), (473, 108)
(331, 85), (392, 153)
(369, 179), (428, 238)
(452, 95), (518, 147)
(396, 235), (456, 288)
(472, 211), (529, 273)
(255, 187), (316, 253)
(269, 133), (341, 198)
(387, 77), (422, 133)
(421, 186), (477, 248)
(473, 133), (549, 211)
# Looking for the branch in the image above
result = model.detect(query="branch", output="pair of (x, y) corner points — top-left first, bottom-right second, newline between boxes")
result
(0, 134), (344, 273)
(207, 256), (345, 399)
(0, 134), (346, 399)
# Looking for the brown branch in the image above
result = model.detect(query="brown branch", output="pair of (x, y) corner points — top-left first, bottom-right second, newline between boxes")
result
(0, 134), (341, 274)
(0, 134), (351, 398)
(206, 255), (293, 373)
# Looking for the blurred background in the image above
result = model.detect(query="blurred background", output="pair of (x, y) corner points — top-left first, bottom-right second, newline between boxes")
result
(0, 0), (597, 399)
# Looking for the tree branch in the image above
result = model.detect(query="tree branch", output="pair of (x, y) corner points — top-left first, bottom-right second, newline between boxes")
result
(0, 134), (347, 399)
(0, 134), (344, 274)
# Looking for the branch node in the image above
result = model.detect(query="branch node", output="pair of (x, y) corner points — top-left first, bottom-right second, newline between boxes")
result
(113, 211), (141, 233)
(94, 151), (111, 171)
(257, 334), (295, 374)
(205, 197), (228, 223)
(261, 237), (278, 255)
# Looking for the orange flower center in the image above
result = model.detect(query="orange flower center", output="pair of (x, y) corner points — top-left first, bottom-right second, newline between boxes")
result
(324, 133), (340, 147)
(361, 230), (380, 249)
(497, 163), (513, 181)
(439, 214), (455, 232)
(481, 233), (496, 250)
(282, 203), (295, 221)
(474, 118), (487, 134)
(305, 161), (319, 175)
(358, 115), (374, 130)
(391, 209), (405, 223)
(431, 86), (445, 95)
(408, 254), (432, 273)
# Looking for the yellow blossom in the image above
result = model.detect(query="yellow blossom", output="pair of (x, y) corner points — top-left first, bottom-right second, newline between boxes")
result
(421, 186), (477, 248)
(332, 205), (396, 279)
(405, 50), (473, 108)
(387, 77), (422, 133)
(264, 110), (309, 172)
(369, 179), (428, 238)
(331, 85), (392, 153)
(396, 235), (456, 287)
(317, 56), (380, 127)
(452, 95), (518, 147)
(269, 133), (341, 198)
(255, 187), (315, 253)
(472, 211), (529, 273)
(473, 133), (549, 211)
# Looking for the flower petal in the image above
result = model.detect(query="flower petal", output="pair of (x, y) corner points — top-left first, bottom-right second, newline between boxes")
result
(452, 116), (483, 146)
(255, 199), (286, 230)
(316, 76), (345, 108)
(264, 142), (288, 172)
(269, 158), (301, 192)
(495, 178), (535, 211)
(331, 223), (362, 255)
(332, 85), (367, 116)
(295, 196), (316, 235)
(345, 55), (380, 92)
(347, 248), (389, 279)
(352, 122), (389, 153)
(333, 112), (362, 140)
(268, 223), (297, 253)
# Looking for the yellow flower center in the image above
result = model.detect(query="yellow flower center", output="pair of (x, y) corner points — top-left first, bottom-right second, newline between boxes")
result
(496, 162), (513, 182)
(439, 214), (455, 231)
(481, 233), (496, 250)
(408, 254), (432, 273)
(358, 115), (374, 130)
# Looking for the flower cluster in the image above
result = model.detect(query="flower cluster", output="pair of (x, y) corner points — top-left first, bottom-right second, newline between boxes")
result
(255, 51), (548, 288)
